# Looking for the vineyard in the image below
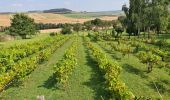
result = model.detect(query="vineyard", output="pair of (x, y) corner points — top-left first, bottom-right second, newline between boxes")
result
(0, 32), (169, 100)
(0, 0), (169, 99)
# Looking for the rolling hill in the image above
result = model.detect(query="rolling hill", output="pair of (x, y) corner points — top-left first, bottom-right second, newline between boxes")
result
(0, 8), (121, 27)
(43, 8), (72, 13)
(0, 13), (118, 27)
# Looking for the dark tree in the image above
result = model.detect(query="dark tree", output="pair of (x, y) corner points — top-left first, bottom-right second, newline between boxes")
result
(61, 25), (72, 34)
(9, 13), (37, 39)
(73, 23), (82, 32)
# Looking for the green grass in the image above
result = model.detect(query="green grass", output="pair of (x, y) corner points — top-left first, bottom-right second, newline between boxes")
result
(62, 13), (99, 19)
(156, 34), (170, 43)
(0, 33), (50, 48)
(96, 41), (170, 100)
(62, 11), (123, 19)
(0, 34), (169, 99)
(52, 37), (109, 100)
(0, 32), (5, 35)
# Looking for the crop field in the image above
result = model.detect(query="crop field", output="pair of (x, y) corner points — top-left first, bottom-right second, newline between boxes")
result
(0, 32), (169, 100)
(39, 29), (61, 33)
(0, 13), (117, 27)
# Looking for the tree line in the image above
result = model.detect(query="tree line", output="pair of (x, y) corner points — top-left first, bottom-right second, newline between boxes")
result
(121, 0), (170, 38)
(0, 13), (119, 39)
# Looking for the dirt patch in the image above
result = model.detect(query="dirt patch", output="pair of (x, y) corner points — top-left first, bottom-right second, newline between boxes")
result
(100, 16), (118, 21)
(0, 34), (15, 42)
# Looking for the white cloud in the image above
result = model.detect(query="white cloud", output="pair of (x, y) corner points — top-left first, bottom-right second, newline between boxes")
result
(12, 3), (23, 7)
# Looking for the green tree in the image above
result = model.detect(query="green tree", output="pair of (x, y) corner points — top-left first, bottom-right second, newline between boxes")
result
(152, 0), (169, 35)
(61, 25), (72, 34)
(168, 15), (170, 33)
(122, 0), (144, 36)
(84, 21), (93, 31)
(91, 18), (103, 29)
(118, 16), (127, 30)
(122, 0), (169, 38)
(122, 4), (132, 38)
(9, 13), (37, 39)
(73, 23), (82, 32)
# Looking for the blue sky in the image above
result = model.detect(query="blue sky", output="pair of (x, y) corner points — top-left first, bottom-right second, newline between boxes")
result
(0, 0), (129, 12)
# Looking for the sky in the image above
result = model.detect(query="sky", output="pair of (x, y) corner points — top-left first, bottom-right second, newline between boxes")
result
(0, 0), (129, 12)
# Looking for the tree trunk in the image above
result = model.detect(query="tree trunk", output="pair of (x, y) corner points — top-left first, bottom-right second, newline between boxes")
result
(147, 62), (151, 73)
(144, 27), (146, 38)
(136, 46), (139, 53)
(157, 27), (160, 37)
(147, 62), (153, 73)
(118, 40), (120, 45)
(138, 28), (140, 38)
(128, 33), (131, 39)
(148, 27), (150, 39)
(161, 56), (164, 61)
(21, 35), (27, 39)
(150, 63), (153, 72)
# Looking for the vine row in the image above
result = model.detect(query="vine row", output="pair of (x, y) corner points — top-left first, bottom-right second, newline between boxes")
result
(0, 36), (70, 91)
(53, 37), (78, 87)
(84, 37), (134, 99)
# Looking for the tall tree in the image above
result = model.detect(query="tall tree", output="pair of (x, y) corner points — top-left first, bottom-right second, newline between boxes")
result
(152, 0), (169, 35)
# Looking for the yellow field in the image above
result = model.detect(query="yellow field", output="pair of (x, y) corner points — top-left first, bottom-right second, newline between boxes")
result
(39, 28), (61, 33)
(0, 13), (118, 27)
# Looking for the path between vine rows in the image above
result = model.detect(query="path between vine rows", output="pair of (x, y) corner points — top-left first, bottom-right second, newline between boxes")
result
(0, 37), (107, 100)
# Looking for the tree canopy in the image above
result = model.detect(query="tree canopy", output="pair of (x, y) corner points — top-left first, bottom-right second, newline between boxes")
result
(9, 13), (37, 39)
(122, 0), (169, 37)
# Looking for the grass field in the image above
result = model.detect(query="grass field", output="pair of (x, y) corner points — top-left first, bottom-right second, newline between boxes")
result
(39, 29), (61, 33)
(0, 32), (5, 34)
(0, 33), (50, 48)
(0, 33), (169, 100)
(62, 11), (123, 19)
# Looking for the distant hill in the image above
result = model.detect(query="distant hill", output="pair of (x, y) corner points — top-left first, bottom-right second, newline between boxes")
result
(28, 10), (42, 13)
(0, 12), (15, 14)
(43, 8), (72, 14)
(0, 8), (123, 16)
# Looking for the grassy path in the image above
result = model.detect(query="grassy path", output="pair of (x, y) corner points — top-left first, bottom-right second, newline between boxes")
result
(54, 37), (108, 100)
(0, 39), (73, 100)
(0, 36), (109, 100)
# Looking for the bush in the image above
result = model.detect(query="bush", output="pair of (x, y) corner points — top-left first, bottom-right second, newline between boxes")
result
(61, 26), (72, 34)
(50, 32), (58, 36)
